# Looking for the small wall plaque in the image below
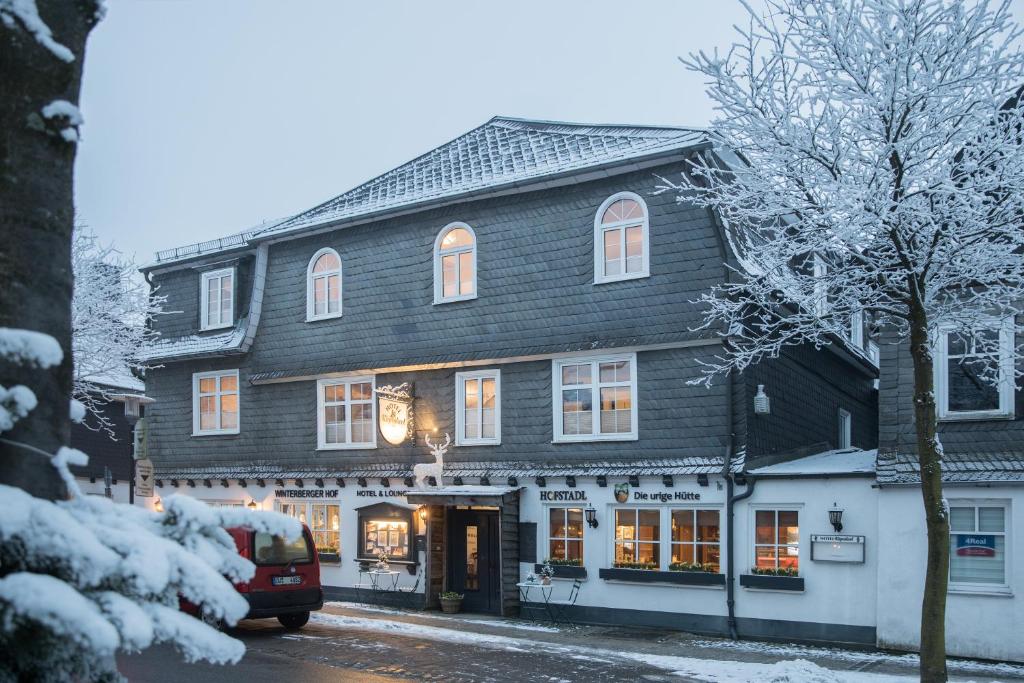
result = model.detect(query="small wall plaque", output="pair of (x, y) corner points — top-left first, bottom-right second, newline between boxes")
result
(810, 534), (866, 563)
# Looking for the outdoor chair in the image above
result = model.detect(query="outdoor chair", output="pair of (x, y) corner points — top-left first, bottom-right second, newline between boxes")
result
(547, 578), (583, 626)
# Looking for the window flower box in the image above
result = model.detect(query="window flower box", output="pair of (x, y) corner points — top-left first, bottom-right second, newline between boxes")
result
(535, 563), (587, 579)
(317, 552), (341, 564)
(739, 573), (804, 591)
(599, 567), (725, 586)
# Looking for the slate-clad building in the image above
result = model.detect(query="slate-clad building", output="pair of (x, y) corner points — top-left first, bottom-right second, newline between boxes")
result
(140, 118), (879, 640)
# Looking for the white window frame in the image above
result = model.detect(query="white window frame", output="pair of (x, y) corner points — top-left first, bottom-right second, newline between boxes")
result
(948, 499), (1011, 594)
(811, 253), (828, 317)
(199, 267), (234, 331)
(191, 369), (240, 436)
(433, 222), (478, 304)
(593, 192), (650, 284)
(316, 376), (377, 450)
(455, 369), (501, 446)
(934, 319), (1015, 421)
(669, 507), (723, 572)
(610, 506), (662, 568)
(306, 248), (343, 322)
(751, 507), (801, 574)
(552, 352), (638, 442)
(849, 310), (864, 349)
(544, 505), (585, 564)
(838, 408), (852, 449)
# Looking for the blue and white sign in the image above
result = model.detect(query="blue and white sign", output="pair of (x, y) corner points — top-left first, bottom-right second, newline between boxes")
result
(955, 534), (996, 557)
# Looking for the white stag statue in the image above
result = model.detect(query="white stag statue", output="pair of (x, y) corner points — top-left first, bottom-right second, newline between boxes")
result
(415, 432), (450, 488)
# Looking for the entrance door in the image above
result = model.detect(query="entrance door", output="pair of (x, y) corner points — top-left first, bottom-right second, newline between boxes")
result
(448, 510), (500, 614)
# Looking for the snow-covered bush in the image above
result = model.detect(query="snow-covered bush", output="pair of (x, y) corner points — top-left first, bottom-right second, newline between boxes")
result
(0, 328), (299, 682)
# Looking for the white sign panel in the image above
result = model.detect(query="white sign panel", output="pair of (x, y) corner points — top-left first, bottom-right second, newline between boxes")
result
(135, 458), (154, 498)
(810, 534), (865, 563)
(378, 397), (410, 445)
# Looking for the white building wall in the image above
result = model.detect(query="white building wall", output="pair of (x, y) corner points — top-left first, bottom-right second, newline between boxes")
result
(78, 477), (131, 503)
(876, 485), (1023, 662)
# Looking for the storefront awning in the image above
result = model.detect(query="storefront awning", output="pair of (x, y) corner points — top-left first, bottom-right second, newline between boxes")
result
(405, 485), (519, 506)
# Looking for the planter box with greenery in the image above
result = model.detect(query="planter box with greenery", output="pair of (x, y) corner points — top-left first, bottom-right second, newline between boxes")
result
(317, 552), (341, 564)
(740, 568), (804, 591)
(439, 591), (463, 614)
(599, 562), (725, 586)
(536, 560), (587, 579)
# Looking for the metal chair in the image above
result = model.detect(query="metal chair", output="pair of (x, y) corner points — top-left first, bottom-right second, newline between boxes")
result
(547, 579), (583, 625)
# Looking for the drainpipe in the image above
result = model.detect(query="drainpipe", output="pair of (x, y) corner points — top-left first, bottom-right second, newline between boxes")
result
(726, 473), (755, 640)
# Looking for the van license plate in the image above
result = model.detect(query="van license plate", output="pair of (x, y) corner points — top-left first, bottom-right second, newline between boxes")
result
(271, 576), (302, 586)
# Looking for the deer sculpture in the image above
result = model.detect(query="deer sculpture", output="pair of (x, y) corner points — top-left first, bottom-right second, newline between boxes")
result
(415, 432), (450, 488)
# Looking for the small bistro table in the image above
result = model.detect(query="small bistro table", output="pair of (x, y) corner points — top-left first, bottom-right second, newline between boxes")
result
(367, 569), (401, 592)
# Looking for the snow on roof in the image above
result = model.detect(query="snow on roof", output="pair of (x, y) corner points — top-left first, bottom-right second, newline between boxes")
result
(86, 371), (145, 393)
(405, 485), (517, 497)
(875, 450), (1024, 485)
(148, 117), (708, 269)
(138, 324), (246, 364)
(446, 456), (740, 478)
(748, 448), (877, 477)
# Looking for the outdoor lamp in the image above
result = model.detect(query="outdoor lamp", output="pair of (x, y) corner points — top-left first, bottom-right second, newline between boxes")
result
(828, 504), (844, 533)
(247, 499), (257, 510)
(418, 507), (428, 522)
(153, 497), (163, 513)
(585, 506), (598, 529)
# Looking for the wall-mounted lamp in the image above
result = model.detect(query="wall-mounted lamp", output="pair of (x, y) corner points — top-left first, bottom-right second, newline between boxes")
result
(697, 473), (709, 487)
(247, 499), (258, 510)
(584, 506), (598, 529)
(418, 507), (428, 523)
(754, 385), (771, 415)
(828, 504), (844, 533)
(154, 497), (164, 513)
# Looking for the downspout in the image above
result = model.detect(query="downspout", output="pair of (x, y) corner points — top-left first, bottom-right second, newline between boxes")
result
(726, 470), (755, 640)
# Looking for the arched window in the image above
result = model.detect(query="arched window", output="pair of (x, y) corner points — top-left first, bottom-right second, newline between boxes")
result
(594, 192), (649, 283)
(306, 248), (342, 320)
(434, 222), (477, 303)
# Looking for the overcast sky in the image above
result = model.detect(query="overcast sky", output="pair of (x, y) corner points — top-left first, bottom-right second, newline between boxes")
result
(74, 1), (1024, 263)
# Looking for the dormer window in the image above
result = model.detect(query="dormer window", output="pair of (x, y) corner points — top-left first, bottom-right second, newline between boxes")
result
(200, 267), (234, 331)
(307, 248), (342, 321)
(594, 192), (649, 283)
(935, 320), (1015, 421)
(434, 223), (477, 304)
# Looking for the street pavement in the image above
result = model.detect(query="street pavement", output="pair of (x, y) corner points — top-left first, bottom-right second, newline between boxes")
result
(119, 602), (1024, 682)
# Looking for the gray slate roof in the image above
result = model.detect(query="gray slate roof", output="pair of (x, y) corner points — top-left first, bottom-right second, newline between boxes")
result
(138, 323), (246, 363)
(875, 450), (1024, 485)
(148, 117), (708, 267)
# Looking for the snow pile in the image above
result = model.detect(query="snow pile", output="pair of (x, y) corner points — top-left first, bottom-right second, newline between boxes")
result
(41, 99), (83, 142)
(0, 327), (63, 368)
(0, 384), (37, 432)
(763, 659), (843, 683)
(0, 0), (75, 62)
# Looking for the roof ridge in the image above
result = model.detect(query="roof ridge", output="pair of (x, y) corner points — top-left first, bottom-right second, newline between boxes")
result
(489, 115), (706, 135)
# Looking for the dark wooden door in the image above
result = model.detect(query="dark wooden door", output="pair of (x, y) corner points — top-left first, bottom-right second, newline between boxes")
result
(448, 510), (500, 614)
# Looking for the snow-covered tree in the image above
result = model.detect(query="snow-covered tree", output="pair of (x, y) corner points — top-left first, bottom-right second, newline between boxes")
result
(667, 1), (1024, 680)
(72, 226), (165, 434)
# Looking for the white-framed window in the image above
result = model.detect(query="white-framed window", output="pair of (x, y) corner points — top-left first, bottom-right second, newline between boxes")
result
(278, 502), (341, 559)
(613, 508), (660, 568)
(811, 253), (828, 317)
(753, 509), (800, 574)
(949, 501), (1009, 592)
(849, 310), (864, 349)
(594, 192), (649, 283)
(433, 222), (477, 304)
(192, 369), (239, 436)
(455, 369), (500, 445)
(546, 507), (584, 564)
(553, 353), (638, 442)
(935, 319), (1015, 421)
(200, 267), (234, 330)
(670, 509), (721, 572)
(316, 376), (376, 449)
(838, 408), (852, 449)
(306, 248), (342, 321)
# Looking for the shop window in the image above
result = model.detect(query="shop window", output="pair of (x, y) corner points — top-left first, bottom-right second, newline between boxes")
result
(434, 222), (477, 303)
(253, 531), (313, 566)
(192, 369), (239, 436)
(277, 502), (340, 561)
(456, 369), (500, 445)
(949, 503), (1008, 591)
(671, 509), (721, 572)
(357, 503), (414, 563)
(200, 267), (234, 330)
(935, 321), (1015, 420)
(547, 507), (583, 565)
(317, 376), (376, 449)
(594, 192), (649, 283)
(613, 508), (659, 568)
(553, 353), (638, 442)
(754, 509), (799, 574)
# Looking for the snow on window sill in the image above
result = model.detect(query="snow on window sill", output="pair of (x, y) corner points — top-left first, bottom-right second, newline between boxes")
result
(938, 411), (1014, 423)
(552, 434), (638, 444)
(192, 429), (240, 437)
(199, 322), (234, 332)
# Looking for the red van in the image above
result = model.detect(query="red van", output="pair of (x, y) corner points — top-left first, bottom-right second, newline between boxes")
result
(230, 525), (324, 629)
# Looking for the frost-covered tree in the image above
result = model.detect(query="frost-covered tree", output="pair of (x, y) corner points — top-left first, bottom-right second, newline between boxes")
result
(668, 1), (1024, 680)
(72, 226), (165, 434)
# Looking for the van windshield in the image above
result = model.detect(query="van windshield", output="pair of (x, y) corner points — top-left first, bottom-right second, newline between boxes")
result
(253, 532), (313, 566)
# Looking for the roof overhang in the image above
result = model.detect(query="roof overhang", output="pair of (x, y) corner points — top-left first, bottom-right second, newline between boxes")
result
(405, 485), (519, 506)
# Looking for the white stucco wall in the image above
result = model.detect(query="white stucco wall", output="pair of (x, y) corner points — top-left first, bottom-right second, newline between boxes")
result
(876, 485), (1023, 662)
(78, 477), (131, 503)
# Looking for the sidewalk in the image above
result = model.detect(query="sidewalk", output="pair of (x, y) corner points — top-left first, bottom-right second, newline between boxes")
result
(317, 601), (1024, 683)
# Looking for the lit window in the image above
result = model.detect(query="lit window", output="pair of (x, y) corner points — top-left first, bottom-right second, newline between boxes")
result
(358, 504), (414, 562)
(613, 508), (660, 568)
(671, 509), (721, 572)
(192, 370), (239, 435)
(317, 377), (376, 449)
(278, 502), (340, 561)
(949, 503), (1008, 591)
(547, 507), (583, 565)
(594, 192), (649, 283)
(553, 354), (637, 441)
(935, 321), (1015, 420)
(306, 248), (342, 321)
(455, 370), (500, 445)
(838, 408), (852, 449)
(434, 223), (477, 303)
(200, 268), (234, 330)
(753, 509), (799, 574)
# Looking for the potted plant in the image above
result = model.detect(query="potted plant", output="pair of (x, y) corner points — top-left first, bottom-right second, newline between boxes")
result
(439, 591), (463, 614)
(539, 562), (554, 585)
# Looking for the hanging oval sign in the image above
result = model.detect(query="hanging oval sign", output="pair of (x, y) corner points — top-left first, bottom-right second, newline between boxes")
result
(377, 384), (414, 446)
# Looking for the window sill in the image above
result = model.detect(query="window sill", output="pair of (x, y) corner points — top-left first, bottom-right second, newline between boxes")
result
(739, 574), (804, 592)
(306, 313), (343, 323)
(456, 439), (501, 447)
(192, 430), (240, 437)
(199, 323), (233, 332)
(599, 567), (725, 586)
(938, 411), (1014, 422)
(316, 443), (377, 451)
(552, 434), (638, 444)
(433, 294), (478, 305)
(536, 564), (587, 579)
(593, 272), (649, 285)
(949, 588), (1013, 597)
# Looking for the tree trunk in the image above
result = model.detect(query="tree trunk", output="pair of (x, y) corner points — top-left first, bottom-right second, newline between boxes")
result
(0, 2), (97, 499)
(908, 299), (949, 683)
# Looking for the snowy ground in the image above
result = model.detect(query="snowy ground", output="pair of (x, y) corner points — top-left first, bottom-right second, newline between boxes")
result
(120, 601), (1024, 683)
